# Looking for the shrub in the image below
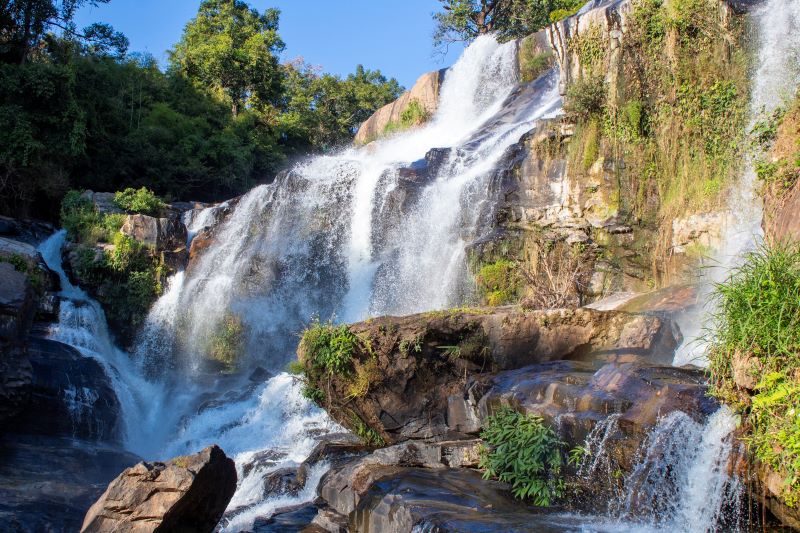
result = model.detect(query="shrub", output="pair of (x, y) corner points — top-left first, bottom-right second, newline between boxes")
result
(708, 244), (800, 506)
(209, 313), (246, 369)
(476, 260), (519, 306)
(60, 190), (103, 244)
(564, 75), (606, 120)
(299, 319), (360, 377)
(519, 43), (554, 84)
(113, 187), (165, 216)
(383, 99), (430, 136)
(479, 406), (568, 505)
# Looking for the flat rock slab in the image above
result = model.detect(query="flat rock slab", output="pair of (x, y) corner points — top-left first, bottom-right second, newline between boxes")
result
(351, 467), (569, 533)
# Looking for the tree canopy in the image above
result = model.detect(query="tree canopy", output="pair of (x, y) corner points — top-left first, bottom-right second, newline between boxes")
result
(0, 1), (403, 219)
(169, 0), (284, 117)
(433, 0), (585, 47)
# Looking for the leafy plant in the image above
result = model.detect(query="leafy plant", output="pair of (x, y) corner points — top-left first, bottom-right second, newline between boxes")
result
(113, 187), (165, 216)
(299, 319), (360, 377)
(209, 313), (246, 369)
(476, 259), (519, 306)
(707, 244), (800, 506)
(564, 75), (606, 120)
(478, 406), (569, 505)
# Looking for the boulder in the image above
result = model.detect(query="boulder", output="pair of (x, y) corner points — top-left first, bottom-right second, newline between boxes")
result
(0, 215), (55, 245)
(300, 307), (679, 444)
(81, 191), (125, 215)
(10, 337), (121, 442)
(81, 445), (237, 533)
(354, 69), (445, 144)
(121, 214), (187, 251)
(0, 261), (35, 426)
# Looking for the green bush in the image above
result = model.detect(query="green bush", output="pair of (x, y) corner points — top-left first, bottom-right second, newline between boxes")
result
(209, 313), (246, 369)
(479, 406), (568, 505)
(383, 98), (430, 136)
(299, 319), (360, 377)
(708, 244), (800, 506)
(113, 187), (165, 216)
(476, 260), (519, 306)
(564, 75), (606, 120)
(60, 190), (103, 244)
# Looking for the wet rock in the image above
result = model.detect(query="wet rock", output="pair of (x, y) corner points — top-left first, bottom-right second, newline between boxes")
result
(81, 444), (237, 533)
(671, 212), (725, 254)
(472, 360), (717, 471)
(301, 307), (679, 444)
(0, 215), (55, 245)
(0, 433), (140, 533)
(0, 261), (35, 426)
(350, 468), (551, 533)
(121, 214), (187, 251)
(10, 337), (121, 442)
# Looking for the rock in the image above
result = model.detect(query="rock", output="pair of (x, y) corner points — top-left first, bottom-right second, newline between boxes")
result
(671, 212), (725, 254)
(0, 260), (35, 426)
(10, 337), (121, 442)
(350, 468), (553, 533)
(354, 69), (446, 144)
(81, 444), (237, 533)
(317, 440), (483, 519)
(300, 307), (679, 444)
(81, 191), (125, 215)
(472, 360), (717, 472)
(0, 433), (141, 533)
(0, 215), (55, 245)
(731, 350), (761, 390)
(121, 214), (187, 251)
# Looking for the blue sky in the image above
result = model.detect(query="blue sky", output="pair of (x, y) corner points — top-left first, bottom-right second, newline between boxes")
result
(74, 0), (465, 89)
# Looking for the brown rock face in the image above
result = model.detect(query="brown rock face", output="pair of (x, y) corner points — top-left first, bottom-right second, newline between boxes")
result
(81, 445), (237, 533)
(354, 70), (445, 144)
(300, 307), (678, 444)
(121, 214), (187, 251)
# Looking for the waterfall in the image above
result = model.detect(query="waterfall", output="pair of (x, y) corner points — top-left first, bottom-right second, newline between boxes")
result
(109, 35), (563, 530)
(673, 0), (800, 367)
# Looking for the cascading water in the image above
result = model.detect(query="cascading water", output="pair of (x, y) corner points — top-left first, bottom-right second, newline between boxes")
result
(34, 1), (798, 529)
(673, 0), (800, 367)
(113, 35), (563, 530)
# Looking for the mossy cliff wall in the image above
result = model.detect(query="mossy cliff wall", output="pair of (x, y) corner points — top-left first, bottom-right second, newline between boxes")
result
(469, 0), (750, 308)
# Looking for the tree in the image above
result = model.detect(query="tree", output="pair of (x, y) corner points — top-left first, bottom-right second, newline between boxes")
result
(0, 0), (127, 64)
(433, 0), (584, 48)
(279, 59), (403, 151)
(169, 0), (285, 117)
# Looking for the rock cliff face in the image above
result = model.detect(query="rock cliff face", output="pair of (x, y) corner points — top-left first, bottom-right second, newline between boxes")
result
(354, 70), (445, 144)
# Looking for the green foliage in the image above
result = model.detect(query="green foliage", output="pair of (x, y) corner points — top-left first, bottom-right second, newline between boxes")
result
(433, 0), (586, 47)
(564, 75), (606, 120)
(299, 319), (361, 377)
(478, 406), (568, 505)
(113, 187), (164, 216)
(519, 40), (553, 84)
(383, 99), (430, 136)
(169, 0), (284, 117)
(350, 413), (385, 446)
(60, 190), (102, 243)
(476, 259), (519, 306)
(0, 2), (402, 217)
(707, 245), (800, 506)
(209, 313), (246, 369)
(301, 384), (325, 406)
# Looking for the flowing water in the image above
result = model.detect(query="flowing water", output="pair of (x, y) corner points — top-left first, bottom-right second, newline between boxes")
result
(30, 0), (800, 529)
(673, 0), (800, 367)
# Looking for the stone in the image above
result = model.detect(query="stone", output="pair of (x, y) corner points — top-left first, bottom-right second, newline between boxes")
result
(121, 214), (187, 251)
(81, 444), (237, 533)
(671, 212), (725, 253)
(354, 70), (446, 144)
(10, 337), (121, 442)
(302, 307), (679, 444)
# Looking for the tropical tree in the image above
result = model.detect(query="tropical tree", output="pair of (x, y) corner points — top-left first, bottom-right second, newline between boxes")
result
(0, 0), (127, 64)
(433, 0), (585, 47)
(169, 0), (285, 117)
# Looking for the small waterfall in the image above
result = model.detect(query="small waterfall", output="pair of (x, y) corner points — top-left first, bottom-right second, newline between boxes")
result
(673, 0), (800, 367)
(616, 407), (743, 532)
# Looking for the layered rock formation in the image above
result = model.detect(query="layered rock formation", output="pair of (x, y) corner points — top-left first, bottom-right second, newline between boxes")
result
(81, 445), (237, 533)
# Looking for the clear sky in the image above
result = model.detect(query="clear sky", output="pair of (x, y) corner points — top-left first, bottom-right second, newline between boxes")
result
(74, 0), (465, 89)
